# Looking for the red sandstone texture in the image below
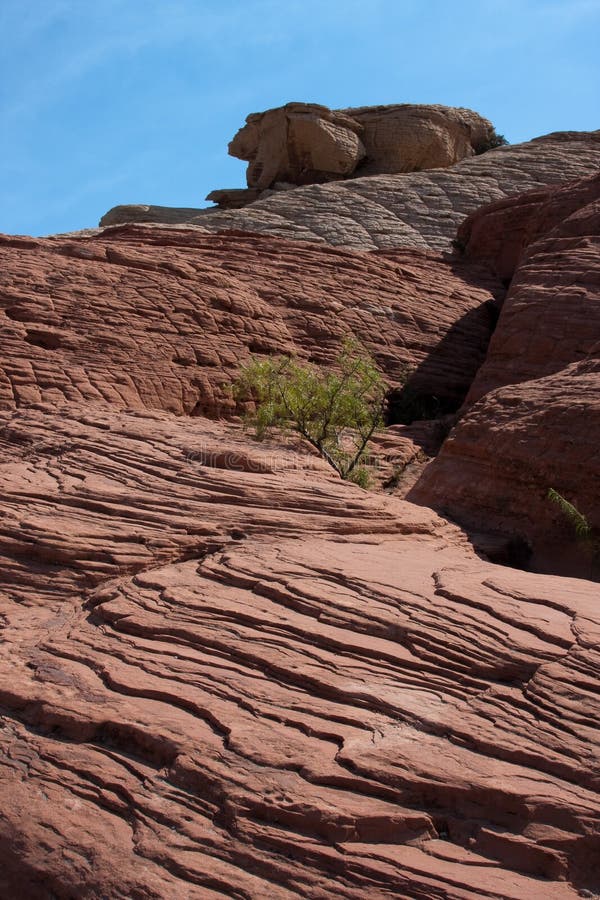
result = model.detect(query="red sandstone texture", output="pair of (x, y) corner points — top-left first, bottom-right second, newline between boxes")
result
(0, 227), (502, 417)
(1, 175), (599, 895)
(1, 404), (599, 898)
(411, 173), (600, 573)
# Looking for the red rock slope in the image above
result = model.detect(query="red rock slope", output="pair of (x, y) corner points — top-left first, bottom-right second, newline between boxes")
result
(1, 404), (599, 898)
(411, 173), (600, 576)
(0, 227), (502, 417)
(1, 221), (599, 897)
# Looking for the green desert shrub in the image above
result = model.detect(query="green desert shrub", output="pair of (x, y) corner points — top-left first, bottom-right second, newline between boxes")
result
(473, 130), (509, 155)
(234, 340), (388, 486)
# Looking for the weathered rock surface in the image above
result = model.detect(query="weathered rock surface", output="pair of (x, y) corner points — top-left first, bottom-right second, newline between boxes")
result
(3, 149), (600, 897)
(227, 102), (494, 191)
(463, 172), (600, 401)
(456, 169), (600, 282)
(0, 226), (503, 418)
(228, 103), (366, 189)
(205, 187), (266, 209)
(341, 103), (494, 175)
(100, 131), (600, 253)
(1, 402), (599, 898)
(411, 173), (600, 572)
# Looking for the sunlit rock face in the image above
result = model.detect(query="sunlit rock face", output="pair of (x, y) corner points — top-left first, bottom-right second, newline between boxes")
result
(227, 101), (494, 190)
(1, 401), (599, 898)
(2, 112), (600, 898)
(0, 227), (502, 418)
(100, 129), (600, 255)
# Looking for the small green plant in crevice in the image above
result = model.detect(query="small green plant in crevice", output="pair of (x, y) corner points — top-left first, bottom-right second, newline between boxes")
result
(547, 488), (599, 577)
(234, 339), (389, 487)
(473, 130), (509, 155)
(547, 489), (593, 539)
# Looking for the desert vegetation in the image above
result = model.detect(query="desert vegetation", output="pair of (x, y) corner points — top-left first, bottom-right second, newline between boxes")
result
(474, 130), (509, 154)
(234, 341), (388, 486)
(548, 488), (599, 575)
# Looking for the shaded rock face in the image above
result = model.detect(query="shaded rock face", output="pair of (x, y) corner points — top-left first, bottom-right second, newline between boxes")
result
(1, 403), (600, 898)
(100, 131), (600, 254)
(455, 169), (600, 282)
(411, 173), (600, 575)
(0, 227), (503, 418)
(227, 102), (493, 192)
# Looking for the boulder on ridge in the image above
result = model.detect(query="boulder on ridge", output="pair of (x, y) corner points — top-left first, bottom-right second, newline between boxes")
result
(226, 102), (494, 193)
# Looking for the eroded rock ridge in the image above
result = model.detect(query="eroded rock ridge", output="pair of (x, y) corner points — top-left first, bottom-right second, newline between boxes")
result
(205, 102), (495, 208)
(100, 128), (600, 256)
(410, 172), (600, 576)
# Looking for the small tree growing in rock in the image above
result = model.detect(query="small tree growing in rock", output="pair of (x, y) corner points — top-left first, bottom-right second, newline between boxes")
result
(234, 340), (387, 486)
(547, 489), (593, 540)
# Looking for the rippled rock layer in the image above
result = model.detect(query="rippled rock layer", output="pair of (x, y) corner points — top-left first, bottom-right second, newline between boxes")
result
(1, 404), (599, 898)
(100, 132), (600, 253)
(411, 173), (600, 576)
(2, 143), (600, 897)
(0, 227), (502, 418)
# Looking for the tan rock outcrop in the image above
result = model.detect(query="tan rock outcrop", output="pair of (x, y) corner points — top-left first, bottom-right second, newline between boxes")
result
(225, 102), (493, 193)
(100, 131), (600, 253)
(205, 187), (264, 209)
(229, 102), (367, 189)
(340, 102), (494, 175)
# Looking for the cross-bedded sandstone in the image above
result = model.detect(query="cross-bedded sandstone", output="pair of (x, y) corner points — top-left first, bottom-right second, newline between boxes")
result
(0, 227), (502, 418)
(100, 132), (600, 253)
(411, 173), (600, 574)
(2, 128), (600, 898)
(1, 405), (598, 898)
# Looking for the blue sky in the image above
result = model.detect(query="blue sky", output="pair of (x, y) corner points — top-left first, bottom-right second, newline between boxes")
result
(1, 0), (598, 236)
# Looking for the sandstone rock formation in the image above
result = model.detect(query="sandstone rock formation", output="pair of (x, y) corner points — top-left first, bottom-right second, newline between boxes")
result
(229, 103), (367, 189)
(226, 102), (494, 192)
(203, 102), (494, 212)
(410, 173), (600, 574)
(100, 131), (600, 254)
(1, 402), (599, 898)
(2, 113), (600, 898)
(0, 227), (503, 418)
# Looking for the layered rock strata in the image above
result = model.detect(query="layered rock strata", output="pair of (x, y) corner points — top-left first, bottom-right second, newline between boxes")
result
(1, 403), (599, 897)
(411, 173), (600, 573)
(100, 131), (600, 254)
(0, 227), (503, 418)
(2, 123), (600, 898)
